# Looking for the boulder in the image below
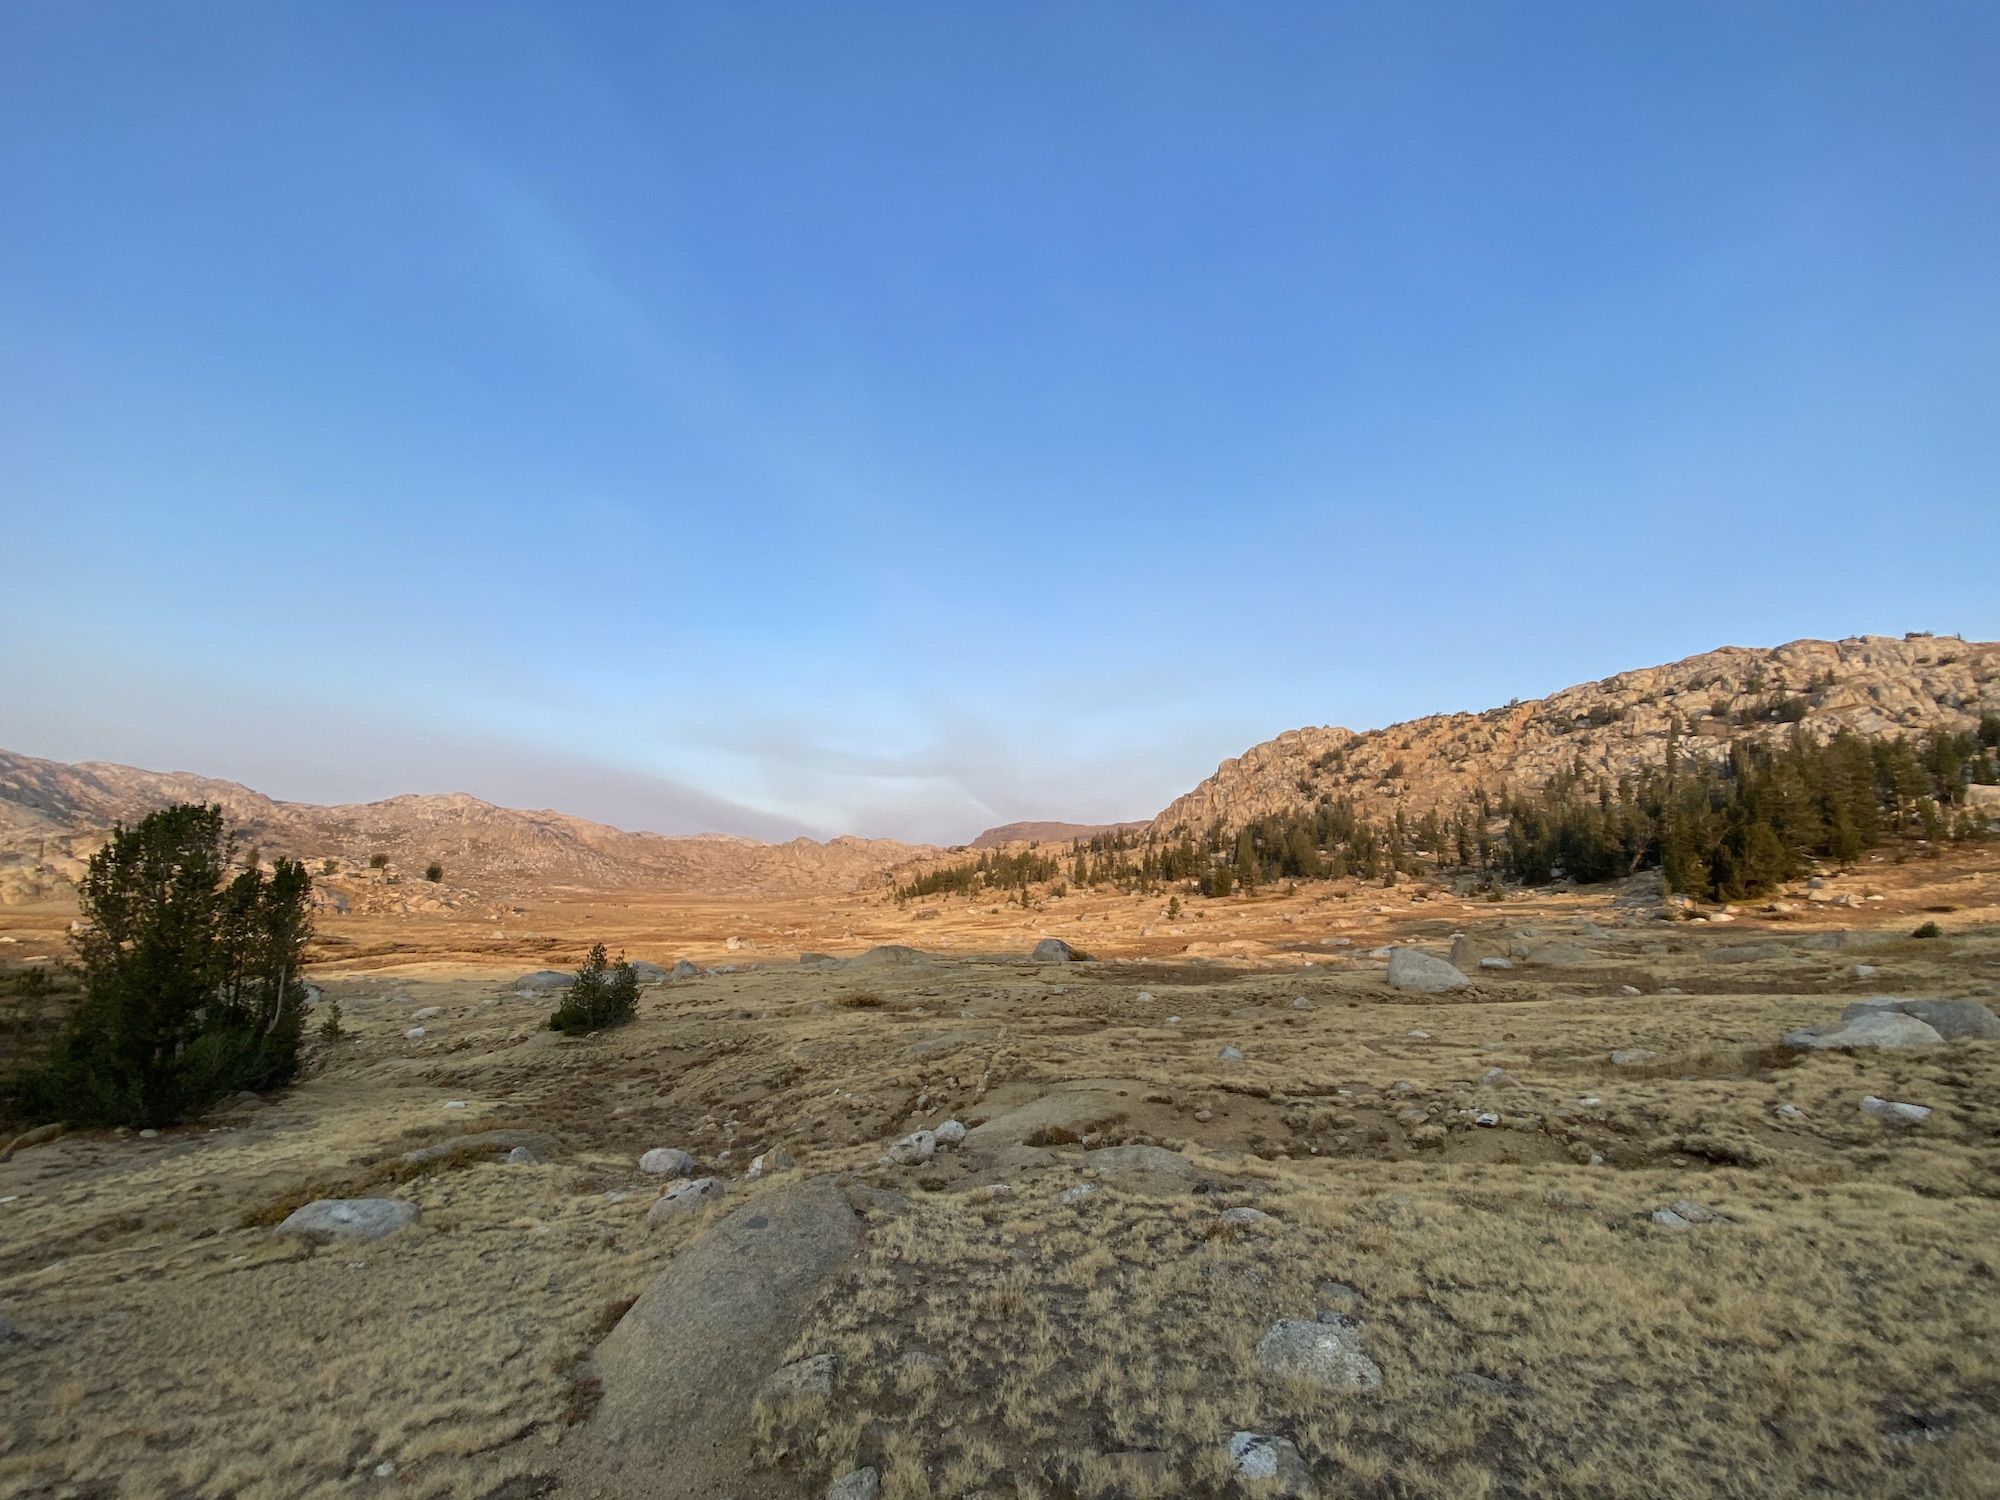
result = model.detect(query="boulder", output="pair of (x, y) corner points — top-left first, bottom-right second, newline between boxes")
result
(1030, 938), (1087, 963)
(1478, 1068), (1519, 1089)
(748, 1147), (796, 1179)
(1083, 1144), (1196, 1192)
(668, 959), (700, 980)
(933, 1119), (967, 1145)
(880, 1130), (936, 1167)
(1861, 1095), (1932, 1125)
(275, 1198), (418, 1243)
(1783, 1011), (1943, 1050)
(1448, 933), (1507, 970)
(626, 961), (667, 982)
(1844, 998), (2000, 1041)
(568, 1181), (862, 1499)
(1228, 1432), (1316, 1497)
(1609, 1048), (1657, 1067)
(1385, 948), (1470, 993)
(760, 1352), (842, 1403)
(827, 1470), (880, 1500)
(1253, 1318), (1382, 1390)
(514, 969), (572, 993)
(639, 1147), (695, 1177)
(646, 1177), (723, 1226)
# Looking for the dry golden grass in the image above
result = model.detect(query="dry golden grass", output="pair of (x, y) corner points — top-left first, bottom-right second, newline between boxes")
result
(2, 847), (1999, 1496)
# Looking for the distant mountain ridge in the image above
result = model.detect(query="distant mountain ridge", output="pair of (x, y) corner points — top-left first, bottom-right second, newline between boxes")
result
(1150, 634), (2000, 839)
(0, 750), (927, 904)
(969, 819), (1149, 849)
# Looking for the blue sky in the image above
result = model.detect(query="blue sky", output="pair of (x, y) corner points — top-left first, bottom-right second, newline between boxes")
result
(3, 3), (1996, 844)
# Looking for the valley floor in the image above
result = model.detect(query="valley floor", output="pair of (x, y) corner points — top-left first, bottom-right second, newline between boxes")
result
(3, 852), (1999, 1499)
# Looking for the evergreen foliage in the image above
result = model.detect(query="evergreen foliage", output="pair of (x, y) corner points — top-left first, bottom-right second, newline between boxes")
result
(11, 803), (313, 1127)
(546, 944), (639, 1035)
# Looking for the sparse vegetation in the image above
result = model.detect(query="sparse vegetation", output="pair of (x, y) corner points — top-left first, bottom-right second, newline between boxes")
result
(425, 862), (444, 883)
(1912, 920), (1943, 939)
(369, 852), (390, 870)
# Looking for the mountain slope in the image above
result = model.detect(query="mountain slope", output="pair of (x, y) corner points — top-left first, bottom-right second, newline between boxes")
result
(1151, 635), (2000, 838)
(0, 751), (926, 902)
(970, 819), (1149, 849)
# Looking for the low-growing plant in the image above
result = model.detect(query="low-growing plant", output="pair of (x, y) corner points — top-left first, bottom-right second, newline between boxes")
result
(546, 944), (639, 1035)
(1912, 920), (1943, 939)
(424, 862), (444, 883)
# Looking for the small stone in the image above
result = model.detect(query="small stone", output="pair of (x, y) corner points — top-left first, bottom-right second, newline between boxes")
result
(762, 1352), (842, 1402)
(1058, 1182), (1100, 1205)
(1775, 1103), (1805, 1121)
(1651, 1208), (1691, 1229)
(934, 1119), (966, 1145)
(505, 1146), (538, 1165)
(1221, 1206), (1271, 1226)
(1479, 1067), (1518, 1089)
(1474, 1111), (1500, 1127)
(1290, 996), (1309, 1010)
(1407, 1029), (1430, 1039)
(1136, 990), (1155, 1003)
(1166, 1015), (1180, 1024)
(1667, 1199), (1721, 1224)
(1479, 956), (1513, 970)
(1219, 1045), (1245, 1061)
(410, 1006), (442, 1020)
(138, 1128), (159, 1139)
(1609, 1049), (1657, 1067)
(748, 1147), (796, 1179)
(403, 1027), (426, 1040)
(443, 1100), (467, 1110)
(374, 1461), (396, 1479)
(1619, 985), (1642, 997)
(639, 1148), (695, 1177)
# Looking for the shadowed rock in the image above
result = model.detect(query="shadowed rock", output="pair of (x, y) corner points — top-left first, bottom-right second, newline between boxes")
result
(275, 1198), (418, 1243)
(1844, 998), (2000, 1040)
(1030, 937), (1088, 963)
(1784, 1011), (1944, 1050)
(1386, 947), (1470, 992)
(566, 1179), (862, 1498)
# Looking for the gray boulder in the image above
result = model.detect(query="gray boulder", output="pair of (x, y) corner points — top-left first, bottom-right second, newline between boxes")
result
(1228, 1432), (1315, 1496)
(514, 969), (572, 993)
(1844, 998), (2000, 1040)
(1511, 938), (1595, 966)
(1784, 1011), (1943, 1050)
(639, 1147), (695, 1177)
(669, 959), (700, 980)
(1861, 1095), (1932, 1124)
(565, 1181), (862, 1499)
(275, 1198), (418, 1243)
(1253, 1317), (1382, 1390)
(1715, 941), (1788, 963)
(1386, 947), (1470, 992)
(1448, 933), (1507, 970)
(1030, 937), (1087, 963)
(627, 961), (667, 982)
(827, 1470), (880, 1500)
(1083, 1144), (1196, 1192)
(880, 1130), (936, 1167)
(760, 1352), (842, 1403)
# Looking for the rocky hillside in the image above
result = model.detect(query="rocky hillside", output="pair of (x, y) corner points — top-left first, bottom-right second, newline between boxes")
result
(0, 751), (926, 905)
(1152, 635), (2000, 838)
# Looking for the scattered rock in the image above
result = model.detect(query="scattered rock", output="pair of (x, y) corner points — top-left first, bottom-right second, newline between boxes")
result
(1219, 1044), (1245, 1061)
(748, 1148), (796, 1179)
(275, 1199), (418, 1243)
(668, 959), (700, 980)
(1479, 956), (1513, 970)
(640, 1147), (695, 1177)
(1386, 947), (1471, 992)
(1221, 1206), (1271, 1226)
(933, 1119), (967, 1145)
(1479, 1068), (1519, 1089)
(1474, 1111), (1500, 1127)
(1227, 1432), (1315, 1496)
(410, 1006), (442, 1021)
(1652, 1199), (1724, 1228)
(646, 1177), (723, 1226)
(403, 1026), (426, 1040)
(1860, 1095), (1932, 1125)
(1057, 1182), (1100, 1206)
(1253, 1318), (1382, 1390)
(1448, 933), (1507, 970)
(1084, 1144), (1195, 1190)
(1609, 1048), (1657, 1067)
(1775, 1103), (1805, 1121)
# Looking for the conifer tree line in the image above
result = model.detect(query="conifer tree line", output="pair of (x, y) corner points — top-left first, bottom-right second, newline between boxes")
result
(898, 718), (2000, 908)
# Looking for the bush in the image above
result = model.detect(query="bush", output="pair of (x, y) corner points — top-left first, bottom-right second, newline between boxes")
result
(11, 803), (313, 1127)
(1912, 920), (1943, 939)
(546, 944), (639, 1035)
(424, 863), (443, 883)
(368, 853), (389, 870)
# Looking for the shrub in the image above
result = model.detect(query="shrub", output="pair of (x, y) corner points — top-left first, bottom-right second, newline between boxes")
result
(1912, 920), (1943, 939)
(12, 803), (313, 1127)
(546, 944), (639, 1035)
(320, 858), (337, 876)
(424, 863), (443, 883)
(368, 853), (389, 870)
